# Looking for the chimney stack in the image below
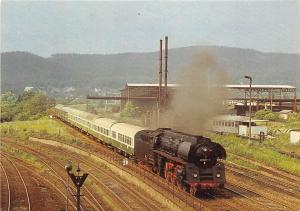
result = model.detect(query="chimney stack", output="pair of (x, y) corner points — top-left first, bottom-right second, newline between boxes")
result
(159, 39), (163, 105)
(164, 36), (168, 104)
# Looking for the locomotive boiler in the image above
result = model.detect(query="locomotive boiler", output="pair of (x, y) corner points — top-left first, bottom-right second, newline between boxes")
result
(135, 128), (226, 195)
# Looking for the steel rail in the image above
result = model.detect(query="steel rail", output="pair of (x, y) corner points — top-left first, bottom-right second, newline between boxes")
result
(3, 152), (77, 210)
(3, 154), (31, 211)
(225, 184), (298, 211)
(4, 142), (101, 211)
(0, 161), (11, 211)
(64, 151), (159, 211)
(226, 164), (300, 197)
(22, 140), (149, 211)
(227, 152), (300, 186)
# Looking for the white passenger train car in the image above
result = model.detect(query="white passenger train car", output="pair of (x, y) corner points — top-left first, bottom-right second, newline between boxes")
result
(211, 115), (268, 139)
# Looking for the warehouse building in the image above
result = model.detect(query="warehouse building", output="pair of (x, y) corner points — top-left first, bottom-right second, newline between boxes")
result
(119, 83), (298, 113)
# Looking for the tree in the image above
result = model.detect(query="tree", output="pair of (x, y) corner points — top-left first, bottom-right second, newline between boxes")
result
(1, 92), (17, 122)
(120, 101), (136, 117)
(0, 91), (55, 122)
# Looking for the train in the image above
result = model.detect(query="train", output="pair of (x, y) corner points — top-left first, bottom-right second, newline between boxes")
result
(52, 104), (226, 196)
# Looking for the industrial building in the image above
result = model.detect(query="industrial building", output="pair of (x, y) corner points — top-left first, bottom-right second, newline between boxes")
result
(226, 85), (298, 115)
(119, 83), (179, 110)
(118, 83), (298, 113)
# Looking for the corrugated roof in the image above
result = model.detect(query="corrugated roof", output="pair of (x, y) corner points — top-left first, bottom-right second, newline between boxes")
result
(124, 84), (296, 89)
(126, 83), (180, 87)
(226, 85), (296, 89)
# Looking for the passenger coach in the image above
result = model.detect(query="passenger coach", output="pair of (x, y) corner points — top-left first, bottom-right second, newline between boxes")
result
(52, 104), (146, 156)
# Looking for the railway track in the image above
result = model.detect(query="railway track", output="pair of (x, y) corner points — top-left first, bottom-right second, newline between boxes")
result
(224, 159), (300, 210)
(2, 141), (105, 211)
(3, 153), (77, 211)
(0, 154), (31, 211)
(0, 161), (11, 211)
(225, 184), (298, 211)
(226, 163), (300, 197)
(4, 139), (164, 211)
(228, 152), (300, 186)
(57, 148), (160, 211)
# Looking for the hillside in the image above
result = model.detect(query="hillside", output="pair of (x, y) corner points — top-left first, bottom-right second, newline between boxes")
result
(1, 46), (300, 96)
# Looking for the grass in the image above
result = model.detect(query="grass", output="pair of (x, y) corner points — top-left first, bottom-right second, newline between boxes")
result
(206, 132), (300, 176)
(0, 117), (85, 147)
(1, 141), (47, 171)
(226, 154), (259, 170)
(257, 120), (300, 156)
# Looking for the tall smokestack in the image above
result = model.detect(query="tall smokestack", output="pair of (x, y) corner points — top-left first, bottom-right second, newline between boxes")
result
(159, 39), (163, 105)
(164, 36), (168, 104)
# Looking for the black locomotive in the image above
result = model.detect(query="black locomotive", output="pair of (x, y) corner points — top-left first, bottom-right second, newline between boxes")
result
(135, 128), (226, 195)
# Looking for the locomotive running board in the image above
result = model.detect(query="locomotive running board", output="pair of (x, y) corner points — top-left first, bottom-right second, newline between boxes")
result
(152, 150), (187, 165)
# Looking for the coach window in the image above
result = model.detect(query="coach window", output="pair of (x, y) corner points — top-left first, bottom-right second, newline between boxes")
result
(112, 131), (116, 138)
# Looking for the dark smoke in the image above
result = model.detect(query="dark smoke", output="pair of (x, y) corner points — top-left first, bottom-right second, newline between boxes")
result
(160, 52), (228, 135)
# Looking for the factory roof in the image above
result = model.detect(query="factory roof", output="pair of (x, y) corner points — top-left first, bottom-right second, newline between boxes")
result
(126, 83), (179, 87)
(225, 85), (296, 89)
(125, 83), (295, 89)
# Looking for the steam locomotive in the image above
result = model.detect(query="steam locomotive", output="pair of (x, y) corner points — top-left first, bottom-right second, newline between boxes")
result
(135, 128), (226, 195)
(52, 105), (226, 195)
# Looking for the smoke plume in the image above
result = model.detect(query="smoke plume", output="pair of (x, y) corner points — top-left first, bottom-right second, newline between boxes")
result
(160, 52), (228, 135)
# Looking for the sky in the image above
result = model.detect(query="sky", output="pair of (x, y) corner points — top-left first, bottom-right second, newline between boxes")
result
(1, 0), (300, 57)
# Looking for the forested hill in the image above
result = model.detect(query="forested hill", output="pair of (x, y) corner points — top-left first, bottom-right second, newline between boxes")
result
(1, 46), (300, 95)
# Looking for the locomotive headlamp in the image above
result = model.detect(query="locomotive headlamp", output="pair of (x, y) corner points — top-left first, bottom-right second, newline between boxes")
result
(216, 173), (221, 178)
(203, 148), (207, 152)
(193, 173), (198, 178)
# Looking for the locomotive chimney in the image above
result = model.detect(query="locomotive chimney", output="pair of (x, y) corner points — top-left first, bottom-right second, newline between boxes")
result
(164, 36), (168, 105)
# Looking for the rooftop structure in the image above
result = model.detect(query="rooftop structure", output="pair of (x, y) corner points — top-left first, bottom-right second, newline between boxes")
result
(88, 83), (298, 115)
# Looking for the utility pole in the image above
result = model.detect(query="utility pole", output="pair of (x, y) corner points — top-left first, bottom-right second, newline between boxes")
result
(244, 75), (252, 144)
(65, 162), (88, 211)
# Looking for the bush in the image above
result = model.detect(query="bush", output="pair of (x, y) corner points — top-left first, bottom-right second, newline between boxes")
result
(255, 109), (279, 121)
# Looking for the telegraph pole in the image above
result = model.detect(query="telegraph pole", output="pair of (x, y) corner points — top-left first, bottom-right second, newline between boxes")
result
(245, 75), (252, 144)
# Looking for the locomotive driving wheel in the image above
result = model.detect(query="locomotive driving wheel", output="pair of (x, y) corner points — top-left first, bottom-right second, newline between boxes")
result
(190, 186), (197, 196)
(165, 173), (172, 182)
